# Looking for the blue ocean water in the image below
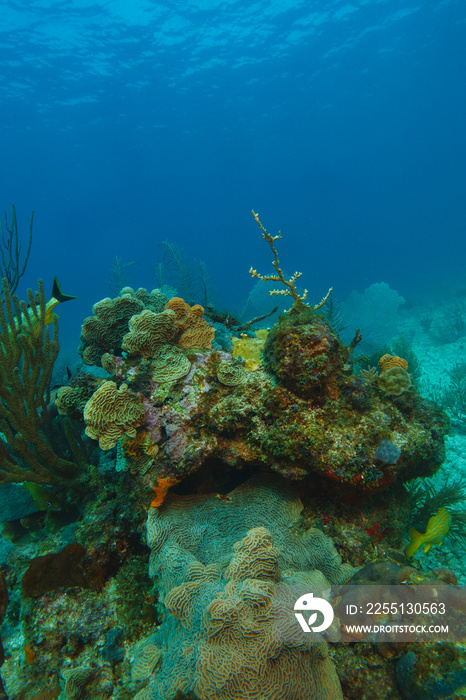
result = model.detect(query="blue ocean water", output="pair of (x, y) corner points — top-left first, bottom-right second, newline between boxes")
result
(0, 0), (465, 357)
(1, 4), (466, 699)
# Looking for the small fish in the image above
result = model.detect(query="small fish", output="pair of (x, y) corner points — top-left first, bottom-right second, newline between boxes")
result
(22, 482), (61, 511)
(405, 507), (451, 557)
(16, 275), (77, 336)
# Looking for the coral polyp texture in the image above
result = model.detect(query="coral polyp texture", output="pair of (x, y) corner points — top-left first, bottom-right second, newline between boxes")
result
(378, 366), (412, 396)
(217, 360), (246, 386)
(139, 475), (348, 699)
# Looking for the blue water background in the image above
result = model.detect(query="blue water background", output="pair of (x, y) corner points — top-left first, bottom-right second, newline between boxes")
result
(0, 0), (465, 360)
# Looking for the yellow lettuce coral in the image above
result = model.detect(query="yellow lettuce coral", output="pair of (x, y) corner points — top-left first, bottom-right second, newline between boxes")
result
(84, 380), (145, 450)
(217, 361), (246, 386)
(122, 309), (177, 358)
(151, 344), (191, 383)
(165, 297), (215, 349)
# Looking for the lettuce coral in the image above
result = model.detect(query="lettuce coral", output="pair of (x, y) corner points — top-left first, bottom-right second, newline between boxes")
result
(165, 296), (215, 348)
(150, 344), (191, 383)
(84, 381), (145, 450)
(122, 309), (178, 358)
(217, 361), (245, 386)
(79, 287), (169, 366)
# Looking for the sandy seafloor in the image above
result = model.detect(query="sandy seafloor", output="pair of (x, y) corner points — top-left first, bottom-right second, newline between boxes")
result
(395, 299), (466, 582)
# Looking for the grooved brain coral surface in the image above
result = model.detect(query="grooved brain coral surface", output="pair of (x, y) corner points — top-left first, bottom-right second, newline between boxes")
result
(139, 474), (350, 699)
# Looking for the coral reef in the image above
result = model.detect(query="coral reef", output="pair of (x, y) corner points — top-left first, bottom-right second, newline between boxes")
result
(217, 360), (246, 386)
(165, 296), (215, 348)
(0, 570), (7, 699)
(55, 373), (102, 417)
(122, 309), (178, 358)
(232, 328), (268, 370)
(0, 216), (458, 700)
(396, 645), (466, 699)
(78, 305), (447, 495)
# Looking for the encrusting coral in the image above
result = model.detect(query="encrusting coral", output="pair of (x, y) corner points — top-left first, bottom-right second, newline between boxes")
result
(232, 328), (268, 370)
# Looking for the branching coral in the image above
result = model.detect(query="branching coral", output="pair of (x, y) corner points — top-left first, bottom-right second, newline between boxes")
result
(0, 279), (86, 485)
(249, 210), (332, 313)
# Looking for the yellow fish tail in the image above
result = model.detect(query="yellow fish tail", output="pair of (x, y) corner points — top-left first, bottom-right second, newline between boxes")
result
(406, 528), (424, 558)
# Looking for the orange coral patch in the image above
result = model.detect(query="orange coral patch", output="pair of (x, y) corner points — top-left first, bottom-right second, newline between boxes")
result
(24, 644), (36, 665)
(378, 354), (408, 372)
(150, 477), (181, 507)
(164, 297), (215, 349)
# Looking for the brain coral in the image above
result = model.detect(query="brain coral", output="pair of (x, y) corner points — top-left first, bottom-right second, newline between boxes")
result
(378, 366), (411, 396)
(83, 380), (145, 450)
(378, 354), (408, 372)
(122, 309), (178, 358)
(137, 475), (350, 699)
(79, 288), (169, 367)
